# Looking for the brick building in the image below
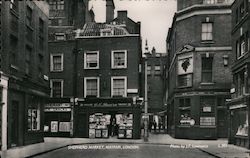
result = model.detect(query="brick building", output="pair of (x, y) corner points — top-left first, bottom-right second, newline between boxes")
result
(142, 46), (167, 131)
(166, 0), (233, 139)
(45, 0), (94, 137)
(228, 0), (250, 149)
(0, 1), (49, 149)
(73, 9), (142, 139)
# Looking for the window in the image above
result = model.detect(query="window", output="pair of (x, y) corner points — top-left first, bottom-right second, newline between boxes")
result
(28, 104), (40, 131)
(26, 26), (33, 42)
(55, 33), (66, 41)
(112, 50), (127, 69)
(200, 117), (215, 126)
(236, 70), (246, 97)
(10, 36), (18, 65)
(84, 51), (99, 69)
(39, 18), (44, 50)
(179, 98), (191, 107)
(50, 79), (63, 98)
(200, 97), (215, 126)
(147, 66), (151, 75)
(155, 65), (161, 75)
(26, 6), (32, 26)
(111, 77), (127, 97)
(50, 54), (63, 72)
(49, 0), (64, 10)
(25, 46), (32, 75)
(201, 57), (213, 83)
(178, 74), (192, 87)
(203, 0), (216, 4)
(100, 28), (113, 36)
(201, 23), (213, 41)
(10, 0), (19, 13)
(84, 77), (100, 98)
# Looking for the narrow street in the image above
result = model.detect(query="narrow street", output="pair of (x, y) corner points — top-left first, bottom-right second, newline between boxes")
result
(32, 143), (215, 158)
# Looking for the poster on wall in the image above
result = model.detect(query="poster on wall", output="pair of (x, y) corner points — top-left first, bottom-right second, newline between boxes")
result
(51, 121), (58, 133)
(59, 122), (70, 132)
(89, 129), (95, 138)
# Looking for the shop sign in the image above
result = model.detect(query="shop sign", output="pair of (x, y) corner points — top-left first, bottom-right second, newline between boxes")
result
(203, 106), (211, 112)
(177, 53), (193, 75)
(45, 103), (71, 108)
(180, 118), (195, 126)
(51, 121), (58, 132)
(44, 108), (71, 112)
(229, 104), (247, 110)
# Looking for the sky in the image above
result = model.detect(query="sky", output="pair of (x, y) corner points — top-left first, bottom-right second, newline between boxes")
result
(89, 0), (177, 53)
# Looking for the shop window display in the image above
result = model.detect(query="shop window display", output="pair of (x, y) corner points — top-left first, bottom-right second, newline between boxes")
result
(235, 110), (248, 136)
(116, 114), (133, 139)
(89, 113), (111, 138)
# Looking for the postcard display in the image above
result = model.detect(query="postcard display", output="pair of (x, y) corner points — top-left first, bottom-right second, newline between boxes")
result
(89, 114), (111, 138)
(116, 114), (133, 139)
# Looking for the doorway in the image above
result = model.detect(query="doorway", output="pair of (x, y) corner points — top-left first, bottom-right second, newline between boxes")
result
(11, 101), (19, 147)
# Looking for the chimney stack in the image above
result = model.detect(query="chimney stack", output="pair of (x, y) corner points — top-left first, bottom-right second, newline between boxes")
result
(117, 10), (128, 19)
(106, 0), (115, 23)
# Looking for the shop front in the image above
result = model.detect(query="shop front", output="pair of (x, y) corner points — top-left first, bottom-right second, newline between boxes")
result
(44, 99), (72, 137)
(228, 96), (250, 149)
(74, 98), (141, 139)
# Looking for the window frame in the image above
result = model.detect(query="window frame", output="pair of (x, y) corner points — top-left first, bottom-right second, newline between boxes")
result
(84, 77), (100, 98)
(50, 79), (64, 98)
(28, 105), (41, 131)
(50, 53), (64, 72)
(111, 50), (127, 69)
(84, 51), (99, 69)
(201, 22), (213, 41)
(111, 76), (127, 97)
(201, 57), (213, 83)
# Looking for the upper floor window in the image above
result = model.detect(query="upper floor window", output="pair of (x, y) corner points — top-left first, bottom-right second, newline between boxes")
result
(50, 54), (63, 72)
(179, 98), (191, 107)
(155, 65), (161, 75)
(50, 79), (63, 98)
(201, 57), (213, 83)
(26, 6), (32, 27)
(49, 0), (64, 10)
(55, 33), (66, 41)
(111, 77), (127, 97)
(237, 32), (249, 59)
(10, 0), (19, 13)
(25, 46), (32, 75)
(84, 77), (100, 98)
(100, 28), (113, 36)
(201, 23), (213, 41)
(111, 50), (127, 69)
(84, 51), (99, 69)
(178, 74), (192, 87)
(203, 0), (217, 4)
(235, 70), (246, 97)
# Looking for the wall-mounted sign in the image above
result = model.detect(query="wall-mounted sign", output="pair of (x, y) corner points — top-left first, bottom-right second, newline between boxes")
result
(177, 53), (193, 75)
(203, 106), (212, 112)
(45, 103), (71, 108)
(44, 108), (71, 112)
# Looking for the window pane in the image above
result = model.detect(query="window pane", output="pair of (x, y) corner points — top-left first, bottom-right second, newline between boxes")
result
(202, 58), (213, 70)
(113, 78), (125, 96)
(202, 72), (212, 82)
(86, 79), (98, 96)
(178, 74), (192, 87)
(52, 81), (62, 97)
(113, 51), (126, 68)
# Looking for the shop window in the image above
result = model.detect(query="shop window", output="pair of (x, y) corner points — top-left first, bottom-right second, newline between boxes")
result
(179, 110), (191, 126)
(178, 74), (192, 87)
(84, 51), (99, 69)
(84, 77), (99, 98)
(201, 23), (213, 41)
(200, 97), (215, 126)
(111, 50), (127, 69)
(50, 79), (63, 98)
(201, 57), (213, 83)
(50, 54), (63, 72)
(200, 117), (215, 126)
(234, 110), (248, 136)
(111, 77), (127, 97)
(28, 103), (41, 131)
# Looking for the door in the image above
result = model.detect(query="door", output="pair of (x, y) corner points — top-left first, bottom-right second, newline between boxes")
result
(11, 101), (19, 147)
(217, 109), (228, 138)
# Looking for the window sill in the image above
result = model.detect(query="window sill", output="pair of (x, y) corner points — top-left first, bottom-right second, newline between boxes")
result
(201, 40), (215, 44)
(179, 106), (191, 110)
(84, 67), (99, 70)
(50, 70), (63, 72)
(112, 67), (127, 69)
(200, 126), (216, 128)
(200, 82), (214, 85)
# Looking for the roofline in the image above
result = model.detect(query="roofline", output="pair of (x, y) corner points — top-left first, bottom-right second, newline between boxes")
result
(76, 34), (140, 39)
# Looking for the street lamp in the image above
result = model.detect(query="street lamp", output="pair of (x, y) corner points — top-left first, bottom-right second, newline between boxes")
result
(144, 49), (150, 142)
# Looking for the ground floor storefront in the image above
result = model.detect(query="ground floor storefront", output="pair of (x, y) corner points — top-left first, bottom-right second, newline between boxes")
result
(228, 96), (250, 149)
(167, 92), (229, 139)
(44, 98), (72, 137)
(74, 98), (141, 139)
(7, 77), (49, 149)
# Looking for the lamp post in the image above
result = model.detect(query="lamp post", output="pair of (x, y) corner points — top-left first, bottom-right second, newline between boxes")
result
(144, 53), (149, 142)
